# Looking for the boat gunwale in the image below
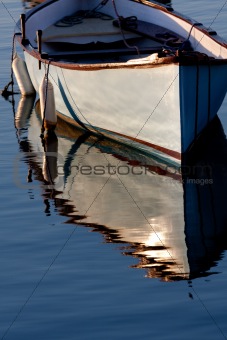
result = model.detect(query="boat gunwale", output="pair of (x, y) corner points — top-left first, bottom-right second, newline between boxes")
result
(16, 34), (227, 71)
(25, 0), (59, 21)
(15, 34), (177, 69)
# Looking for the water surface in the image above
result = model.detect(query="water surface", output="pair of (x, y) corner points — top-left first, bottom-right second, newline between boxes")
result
(1, 1), (227, 339)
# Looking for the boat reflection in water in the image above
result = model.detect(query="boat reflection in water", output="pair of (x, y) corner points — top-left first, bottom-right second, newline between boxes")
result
(15, 97), (227, 282)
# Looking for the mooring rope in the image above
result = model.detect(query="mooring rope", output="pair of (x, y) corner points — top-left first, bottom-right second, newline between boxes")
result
(1, 33), (18, 98)
(111, 0), (140, 55)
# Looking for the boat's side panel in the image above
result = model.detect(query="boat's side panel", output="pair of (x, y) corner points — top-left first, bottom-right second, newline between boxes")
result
(24, 51), (182, 158)
(180, 63), (227, 152)
(59, 64), (181, 152)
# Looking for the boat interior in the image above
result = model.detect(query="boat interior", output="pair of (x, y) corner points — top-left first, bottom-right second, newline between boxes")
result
(21, 0), (227, 64)
(39, 9), (190, 63)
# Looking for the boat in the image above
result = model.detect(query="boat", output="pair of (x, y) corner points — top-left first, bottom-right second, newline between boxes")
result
(14, 0), (227, 164)
(15, 96), (227, 281)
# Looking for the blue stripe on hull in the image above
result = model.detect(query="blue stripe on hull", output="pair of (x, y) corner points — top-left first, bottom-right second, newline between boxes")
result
(58, 78), (90, 132)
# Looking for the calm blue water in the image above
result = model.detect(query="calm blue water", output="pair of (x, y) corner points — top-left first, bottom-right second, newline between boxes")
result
(1, 1), (227, 340)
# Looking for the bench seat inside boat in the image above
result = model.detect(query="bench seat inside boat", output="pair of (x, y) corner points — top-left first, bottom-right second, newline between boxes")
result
(41, 17), (140, 44)
(41, 12), (185, 48)
(40, 12), (187, 61)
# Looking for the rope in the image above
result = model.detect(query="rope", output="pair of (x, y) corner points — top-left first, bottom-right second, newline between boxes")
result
(111, 0), (140, 55)
(1, 33), (18, 98)
(178, 22), (203, 52)
(55, 0), (111, 27)
(10, 33), (16, 90)
(55, 11), (113, 27)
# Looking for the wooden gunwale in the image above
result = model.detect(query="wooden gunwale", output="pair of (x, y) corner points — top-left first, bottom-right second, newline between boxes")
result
(16, 34), (227, 72)
(16, 35), (179, 70)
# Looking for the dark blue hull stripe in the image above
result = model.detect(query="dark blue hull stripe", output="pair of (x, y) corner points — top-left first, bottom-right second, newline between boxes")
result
(58, 78), (90, 131)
